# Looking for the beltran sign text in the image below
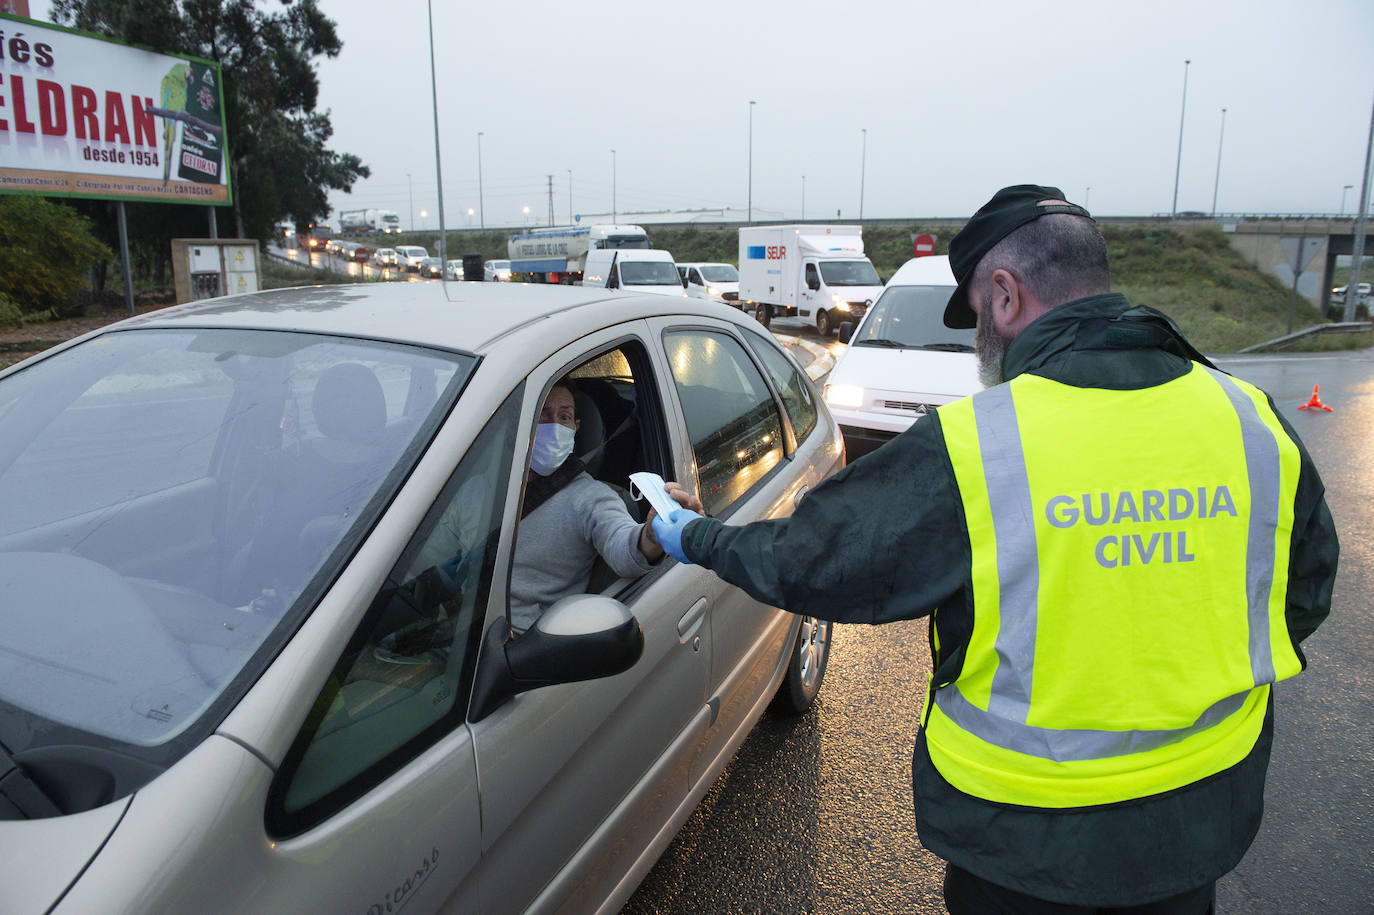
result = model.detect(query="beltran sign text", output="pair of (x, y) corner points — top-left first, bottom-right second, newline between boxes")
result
(0, 15), (230, 205)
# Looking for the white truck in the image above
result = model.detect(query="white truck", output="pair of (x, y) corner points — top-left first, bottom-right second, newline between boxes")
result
(339, 208), (402, 236)
(507, 224), (650, 284)
(738, 225), (884, 335)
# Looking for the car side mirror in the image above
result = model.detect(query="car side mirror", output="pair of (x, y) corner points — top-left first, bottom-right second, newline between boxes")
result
(468, 595), (644, 722)
(838, 321), (855, 344)
(682, 275), (689, 288)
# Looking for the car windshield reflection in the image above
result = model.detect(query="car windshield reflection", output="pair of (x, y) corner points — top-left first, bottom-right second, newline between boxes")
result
(0, 328), (472, 752)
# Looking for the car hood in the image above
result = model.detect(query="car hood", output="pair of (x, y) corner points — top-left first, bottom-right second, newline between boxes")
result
(0, 796), (129, 913)
(829, 345), (981, 401)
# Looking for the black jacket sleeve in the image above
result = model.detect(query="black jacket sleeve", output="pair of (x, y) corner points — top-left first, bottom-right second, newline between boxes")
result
(682, 414), (971, 624)
(1273, 403), (1338, 664)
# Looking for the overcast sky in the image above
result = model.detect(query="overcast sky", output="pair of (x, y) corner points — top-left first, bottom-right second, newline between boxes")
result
(42, 0), (1374, 228)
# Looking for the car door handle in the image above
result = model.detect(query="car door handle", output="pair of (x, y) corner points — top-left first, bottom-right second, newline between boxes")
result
(793, 484), (810, 509)
(678, 598), (708, 643)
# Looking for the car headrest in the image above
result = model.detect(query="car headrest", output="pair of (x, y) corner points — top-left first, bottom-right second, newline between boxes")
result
(312, 363), (386, 445)
(572, 388), (605, 476)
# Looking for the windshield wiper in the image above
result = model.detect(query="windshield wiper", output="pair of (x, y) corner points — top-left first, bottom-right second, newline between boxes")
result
(913, 342), (975, 353)
(853, 338), (906, 348)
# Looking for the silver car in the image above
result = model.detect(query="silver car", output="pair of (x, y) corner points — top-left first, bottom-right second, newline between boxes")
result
(0, 282), (842, 913)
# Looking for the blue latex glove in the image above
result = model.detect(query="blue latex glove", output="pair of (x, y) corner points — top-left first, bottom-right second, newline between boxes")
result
(652, 507), (702, 565)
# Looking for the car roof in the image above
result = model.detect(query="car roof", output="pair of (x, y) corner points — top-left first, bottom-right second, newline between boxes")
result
(102, 281), (744, 357)
(886, 255), (955, 287)
(676, 262), (731, 269)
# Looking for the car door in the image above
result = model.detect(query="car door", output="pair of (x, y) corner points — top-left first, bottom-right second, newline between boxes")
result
(468, 324), (711, 914)
(800, 260), (824, 322)
(646, 316), (822, 781)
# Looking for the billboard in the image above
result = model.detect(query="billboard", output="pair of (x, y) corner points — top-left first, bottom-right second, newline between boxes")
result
(0, 15), (231, 205)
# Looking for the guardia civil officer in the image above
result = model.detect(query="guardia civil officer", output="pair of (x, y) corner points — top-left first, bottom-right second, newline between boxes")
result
(653, 185), (1338, 913)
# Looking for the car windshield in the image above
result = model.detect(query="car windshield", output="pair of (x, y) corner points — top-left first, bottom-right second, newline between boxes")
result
(855, 284), (975, 349)
(603, 235), (649, 250)
(621, 258), (684, 283)
(620, 261), (682, 285)
(700, 265), (739, 283)
(819, 260), (881, 286)
(0, 328), (471, 756)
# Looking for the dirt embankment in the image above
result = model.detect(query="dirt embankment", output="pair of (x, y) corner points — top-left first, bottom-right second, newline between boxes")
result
(0, 304), (174, 369)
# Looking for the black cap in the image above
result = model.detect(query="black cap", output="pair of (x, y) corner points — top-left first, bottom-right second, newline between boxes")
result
(943, 184), (1093, 329)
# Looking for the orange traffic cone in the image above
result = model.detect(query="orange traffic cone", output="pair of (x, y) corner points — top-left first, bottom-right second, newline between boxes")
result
(1298, 384), (1333, 412)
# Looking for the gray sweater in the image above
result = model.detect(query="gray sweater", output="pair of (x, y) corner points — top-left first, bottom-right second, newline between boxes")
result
(509, 472), (654, 631)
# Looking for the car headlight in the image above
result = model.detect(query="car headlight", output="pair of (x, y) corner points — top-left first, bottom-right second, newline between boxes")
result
(707, 286), (720, 297)
(824, 383), (864, 408)
(831, 294), (850, 311)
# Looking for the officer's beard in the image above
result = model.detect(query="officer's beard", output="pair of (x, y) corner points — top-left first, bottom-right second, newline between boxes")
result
(975, 312), (1008, 388)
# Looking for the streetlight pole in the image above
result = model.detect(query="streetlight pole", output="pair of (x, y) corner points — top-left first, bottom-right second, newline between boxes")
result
(1343, 92), (1374, 324)
(1211, 107), (1227, 216)
(1171, 58), (1190, 220)
(611, 149), (617, 222)
(476, 131), (485, 229)
(425, 0), (447, 264)
(1085, 187), (1091, 209)
(567, 168), (573, 223)
(859, 128), (867, 221)
(1342, 184), (1354, 216)
(748, 100), (756, 223)
(406, 172), (413, 231)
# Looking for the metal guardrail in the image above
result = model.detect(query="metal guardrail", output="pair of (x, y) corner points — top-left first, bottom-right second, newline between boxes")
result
(1237, 322), (1373, 353)
(263, 247), (319, 270)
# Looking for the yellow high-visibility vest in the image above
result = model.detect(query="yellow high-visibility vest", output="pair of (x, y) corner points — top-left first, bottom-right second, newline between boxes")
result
(928, 363), (1303, 807)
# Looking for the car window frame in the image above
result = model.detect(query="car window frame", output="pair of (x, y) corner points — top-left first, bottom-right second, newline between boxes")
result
(265, 380), (522, 836)
(477, 326), (679, 650)
(653, 319), (792, 522)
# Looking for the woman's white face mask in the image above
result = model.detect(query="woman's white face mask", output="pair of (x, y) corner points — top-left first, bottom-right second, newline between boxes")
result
(529, 422), (577, 476)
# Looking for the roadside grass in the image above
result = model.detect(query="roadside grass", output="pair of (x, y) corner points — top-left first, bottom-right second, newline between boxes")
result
(261, 259), (360, 288)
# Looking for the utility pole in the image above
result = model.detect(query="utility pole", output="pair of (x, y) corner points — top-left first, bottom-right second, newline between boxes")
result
(567, 169), (573, 223)
(859, 128), (867, 221)
(546, 174), (554, 227)
(1171, 59), (1190, 219)
(1211, 108), (1227, 216)
(801, 174), (806, 221)
(476, 132), (485, 229)
(611, 149), (617, 222)
(748, 100), (756, 222)
(1344, 92), (1374, 324)
(425, 0), (447, 264)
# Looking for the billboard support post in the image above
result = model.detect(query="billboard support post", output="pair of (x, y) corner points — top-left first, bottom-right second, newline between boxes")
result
(116, 201), (135, 316)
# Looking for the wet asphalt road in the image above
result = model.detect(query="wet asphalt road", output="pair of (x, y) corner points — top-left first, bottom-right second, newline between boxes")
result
(624, 345), (1374, 914)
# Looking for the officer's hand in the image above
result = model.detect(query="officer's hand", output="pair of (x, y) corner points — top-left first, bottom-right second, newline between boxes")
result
(651, 507), (702, 565)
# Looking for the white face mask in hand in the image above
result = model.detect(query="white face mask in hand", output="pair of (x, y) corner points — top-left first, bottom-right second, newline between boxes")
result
(529, 422), (577, 476)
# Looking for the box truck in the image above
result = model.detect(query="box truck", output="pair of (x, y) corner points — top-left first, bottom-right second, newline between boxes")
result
(738, 225), (884, 335)
(507, 224), (650, 284)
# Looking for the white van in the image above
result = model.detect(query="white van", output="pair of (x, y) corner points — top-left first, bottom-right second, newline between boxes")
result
(395, 245), (429, 271)
(822, 255), (981, 459)
(677, 262), (740, 306)
(583, 249), (687, 297)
